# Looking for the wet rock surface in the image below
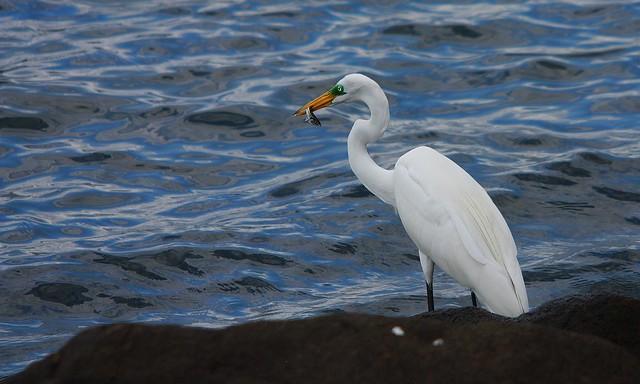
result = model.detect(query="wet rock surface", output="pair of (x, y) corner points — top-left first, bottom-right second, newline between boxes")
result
(7, 294), (640, 384)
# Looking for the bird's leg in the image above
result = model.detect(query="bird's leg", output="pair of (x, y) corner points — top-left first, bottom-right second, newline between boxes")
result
(426, 281), (434, 312)
(419, 250), (435, 312)
(471, 291), (478, 308)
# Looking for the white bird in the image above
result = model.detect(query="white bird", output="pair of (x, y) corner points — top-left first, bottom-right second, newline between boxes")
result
(294, 73), (528, 317)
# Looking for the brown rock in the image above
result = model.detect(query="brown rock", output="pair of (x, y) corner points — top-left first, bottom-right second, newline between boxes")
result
(7, 294), (640, 384)
(522, 294), (640, 359)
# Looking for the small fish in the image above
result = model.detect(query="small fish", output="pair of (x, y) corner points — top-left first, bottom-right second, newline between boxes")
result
(304, 107), (321, 126)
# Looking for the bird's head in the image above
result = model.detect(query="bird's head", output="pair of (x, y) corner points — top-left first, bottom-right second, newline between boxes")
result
(293, 74), (368, 117)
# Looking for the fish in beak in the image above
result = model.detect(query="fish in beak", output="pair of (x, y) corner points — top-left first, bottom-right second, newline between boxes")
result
(304, 107), (321, 126)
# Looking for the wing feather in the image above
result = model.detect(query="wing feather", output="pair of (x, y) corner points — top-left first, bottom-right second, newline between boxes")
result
(395, 147), (528, 311)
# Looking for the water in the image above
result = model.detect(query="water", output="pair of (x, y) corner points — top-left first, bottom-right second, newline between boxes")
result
(1, 0), (639, 375)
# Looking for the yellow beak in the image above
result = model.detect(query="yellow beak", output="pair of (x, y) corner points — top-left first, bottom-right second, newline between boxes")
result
(293, 91), (336, 116)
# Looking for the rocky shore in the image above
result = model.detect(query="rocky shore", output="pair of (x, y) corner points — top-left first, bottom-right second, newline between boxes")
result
(6, 294), (640, 383)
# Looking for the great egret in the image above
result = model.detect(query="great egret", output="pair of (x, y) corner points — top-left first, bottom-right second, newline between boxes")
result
(294, 74), (528, 317)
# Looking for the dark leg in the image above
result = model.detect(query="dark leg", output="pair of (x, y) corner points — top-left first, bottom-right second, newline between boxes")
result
(471, 291), (478, 308)
(419, 251), (435, 312)
(426, 282), (434, 312)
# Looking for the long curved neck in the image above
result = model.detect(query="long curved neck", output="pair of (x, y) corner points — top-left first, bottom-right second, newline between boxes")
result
(347, 84), (395, 206)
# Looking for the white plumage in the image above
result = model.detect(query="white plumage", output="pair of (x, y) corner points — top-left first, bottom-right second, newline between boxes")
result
(394, 147), (528, 316)
(295, 73), (529, 317)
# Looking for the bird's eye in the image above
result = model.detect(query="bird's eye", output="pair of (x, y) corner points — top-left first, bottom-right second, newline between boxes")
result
(330, 84), (346, 96)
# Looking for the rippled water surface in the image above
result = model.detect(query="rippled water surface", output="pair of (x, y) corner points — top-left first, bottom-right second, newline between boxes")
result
(2, 0), (640, 375)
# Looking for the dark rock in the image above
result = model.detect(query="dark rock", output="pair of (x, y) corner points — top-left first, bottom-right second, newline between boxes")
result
(7, 295), (640, 384)
(521, 295), (640, 358)
(416, 306), (507, 324)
